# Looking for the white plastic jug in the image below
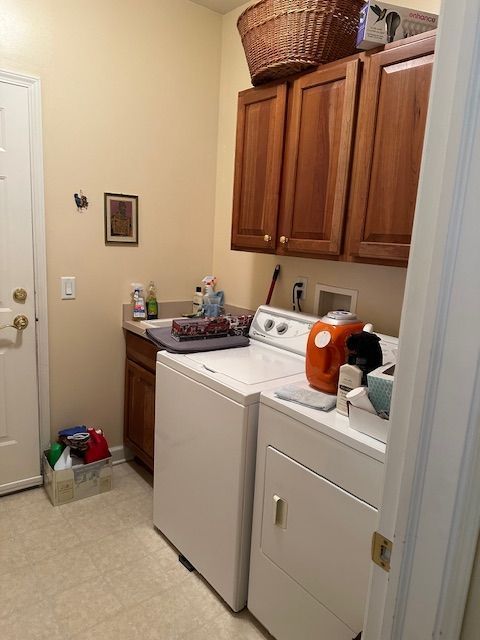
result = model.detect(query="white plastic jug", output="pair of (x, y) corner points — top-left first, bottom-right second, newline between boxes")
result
(54, 445), (72, 470)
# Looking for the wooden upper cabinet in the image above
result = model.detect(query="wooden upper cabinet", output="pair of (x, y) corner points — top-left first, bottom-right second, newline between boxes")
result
(346, 36), (435, 264)
(231, 83), (287, 252)
(230, 32), (436, 266)
(278, 59), (360, 257)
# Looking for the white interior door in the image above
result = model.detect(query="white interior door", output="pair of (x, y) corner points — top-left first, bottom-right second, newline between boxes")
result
(363, 2), (480, 638)
(0, 77), (42, 494)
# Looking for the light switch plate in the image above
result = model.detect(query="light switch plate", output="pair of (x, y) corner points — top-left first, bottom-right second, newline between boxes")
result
(61, 276), (76, 300)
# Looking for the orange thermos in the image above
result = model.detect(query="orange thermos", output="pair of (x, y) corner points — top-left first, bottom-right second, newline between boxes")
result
(306, 311), (364, 394)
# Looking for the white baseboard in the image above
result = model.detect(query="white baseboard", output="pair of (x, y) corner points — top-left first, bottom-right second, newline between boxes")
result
(110, 444), (134, 465)
(0, 475), (43, 496)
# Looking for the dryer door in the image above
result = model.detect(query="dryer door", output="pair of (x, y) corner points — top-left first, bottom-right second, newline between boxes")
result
(261, 446), (377, 633)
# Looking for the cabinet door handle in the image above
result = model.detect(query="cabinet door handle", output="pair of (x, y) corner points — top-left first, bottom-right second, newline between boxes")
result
(263, 234), (272, 242)
(273, 494), (288, 529)
(279, 236), (289, 245)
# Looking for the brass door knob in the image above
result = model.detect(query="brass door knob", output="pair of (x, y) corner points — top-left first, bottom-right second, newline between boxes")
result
(0, 315), (29, 331)
(13, 288), (27, 302)
(263, 234), (272, 242)
(13, 315), (29, 330)
(279, 236), (289, 244)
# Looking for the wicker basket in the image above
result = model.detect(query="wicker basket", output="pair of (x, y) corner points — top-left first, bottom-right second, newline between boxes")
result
(238, 0), (364, 86)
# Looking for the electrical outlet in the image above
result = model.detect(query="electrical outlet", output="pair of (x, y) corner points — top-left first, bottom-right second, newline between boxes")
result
(295, 277), (308, 300)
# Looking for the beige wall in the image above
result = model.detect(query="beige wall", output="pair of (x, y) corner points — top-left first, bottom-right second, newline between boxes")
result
(0, 0), (222, 446)
(0, 0), (441, 448)
(213, 0), (441, 337)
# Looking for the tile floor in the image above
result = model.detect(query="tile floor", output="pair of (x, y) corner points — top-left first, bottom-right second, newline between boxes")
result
(0, 461), (273, 639)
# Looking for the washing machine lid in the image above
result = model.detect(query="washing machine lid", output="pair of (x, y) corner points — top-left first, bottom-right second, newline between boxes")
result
(185, 343), (305, 385)
(157, 342), (308, 405)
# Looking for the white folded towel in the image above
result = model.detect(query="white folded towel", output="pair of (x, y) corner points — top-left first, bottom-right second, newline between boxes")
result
(274, 382), (336, 411)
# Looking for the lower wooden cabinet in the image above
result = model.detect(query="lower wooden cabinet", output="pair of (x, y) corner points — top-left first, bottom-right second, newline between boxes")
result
(124, 331), (157, 471)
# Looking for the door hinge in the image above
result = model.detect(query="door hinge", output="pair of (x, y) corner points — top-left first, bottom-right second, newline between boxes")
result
(371, 531), (393, 572)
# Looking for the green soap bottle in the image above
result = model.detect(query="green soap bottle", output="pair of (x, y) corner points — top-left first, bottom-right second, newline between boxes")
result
(146, 281), (158, 320)
(47, 442), (64, 468)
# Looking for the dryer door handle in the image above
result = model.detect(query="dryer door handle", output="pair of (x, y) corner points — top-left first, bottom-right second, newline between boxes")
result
(273, 494), (288, 529)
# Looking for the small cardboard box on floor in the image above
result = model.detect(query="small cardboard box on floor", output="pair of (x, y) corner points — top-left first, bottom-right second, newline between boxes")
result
(43, 453), (113, 506)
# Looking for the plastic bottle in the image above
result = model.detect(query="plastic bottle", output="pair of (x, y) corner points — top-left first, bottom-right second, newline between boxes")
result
(193, 286), (203, 315)
(53, 445), (72, 471)
(346, 386), (377, 415)
(131, 283), (146, 321)
(47, 442), (64, 468)
(336, 364), (363, 416)
(146, 281), (158, 320)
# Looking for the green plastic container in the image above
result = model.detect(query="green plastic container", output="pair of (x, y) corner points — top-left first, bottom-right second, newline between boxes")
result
(47, 442), (64, 468)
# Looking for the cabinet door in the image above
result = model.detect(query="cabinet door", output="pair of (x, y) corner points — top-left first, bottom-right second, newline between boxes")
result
(278, 59), (360, 257)
(124, 358), (155, 468)
(346, 37), (435, 263)
(231, 83), (287, 252)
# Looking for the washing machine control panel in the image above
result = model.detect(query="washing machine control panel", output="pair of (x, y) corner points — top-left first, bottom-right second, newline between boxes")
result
(250, 305), (319, 356)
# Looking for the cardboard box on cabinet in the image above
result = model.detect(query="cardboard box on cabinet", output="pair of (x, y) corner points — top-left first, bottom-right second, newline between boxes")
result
(357, 1), (438, 50)
(43, 453), (112, 506)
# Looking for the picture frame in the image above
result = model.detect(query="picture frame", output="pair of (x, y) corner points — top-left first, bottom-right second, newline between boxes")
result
(104, 193), (138, 245)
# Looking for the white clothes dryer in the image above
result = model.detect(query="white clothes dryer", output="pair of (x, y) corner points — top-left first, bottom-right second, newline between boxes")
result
(248, 386), (387, 640)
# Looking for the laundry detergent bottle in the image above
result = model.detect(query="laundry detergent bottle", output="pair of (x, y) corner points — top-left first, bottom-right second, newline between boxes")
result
(306, 311), (364, 394)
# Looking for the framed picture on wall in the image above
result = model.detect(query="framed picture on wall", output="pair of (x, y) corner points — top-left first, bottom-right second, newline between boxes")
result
(104, 193), (138, 245)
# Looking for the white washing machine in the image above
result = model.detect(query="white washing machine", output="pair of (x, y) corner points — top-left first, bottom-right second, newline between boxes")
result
(153, 305), (318, 612)
(248, 387), (387, 640)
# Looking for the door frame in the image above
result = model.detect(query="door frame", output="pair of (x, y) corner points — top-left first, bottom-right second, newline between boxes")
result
(0, 69), (50, 473)
(363, 2), (480, 638)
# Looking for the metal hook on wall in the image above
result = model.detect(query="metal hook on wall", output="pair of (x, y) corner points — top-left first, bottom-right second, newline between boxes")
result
(74, 190), (89, 212)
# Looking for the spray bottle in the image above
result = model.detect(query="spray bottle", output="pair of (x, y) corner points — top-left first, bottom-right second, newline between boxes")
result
(131, 283), (146, 321)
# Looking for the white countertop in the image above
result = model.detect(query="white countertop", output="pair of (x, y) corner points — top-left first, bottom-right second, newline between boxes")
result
(122, 301), (255, 338)
(122, 300), (192, 337)
(123, 316), (173, 337)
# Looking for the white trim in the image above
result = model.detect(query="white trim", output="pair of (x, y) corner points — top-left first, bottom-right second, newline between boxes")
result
(436, 363), (480, 639)
(394, 12), (480, 637)
(364, 2), (480, 638)
(110, 444), (134, 465)
(0, 475), (42, 496)
(0, 69), (51, 455)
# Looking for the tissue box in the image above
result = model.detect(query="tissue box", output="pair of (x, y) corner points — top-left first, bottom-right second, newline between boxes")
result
(357, 2), (438, 50)
(348, 404), (389, 443)
(367, 363), (395, 415)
